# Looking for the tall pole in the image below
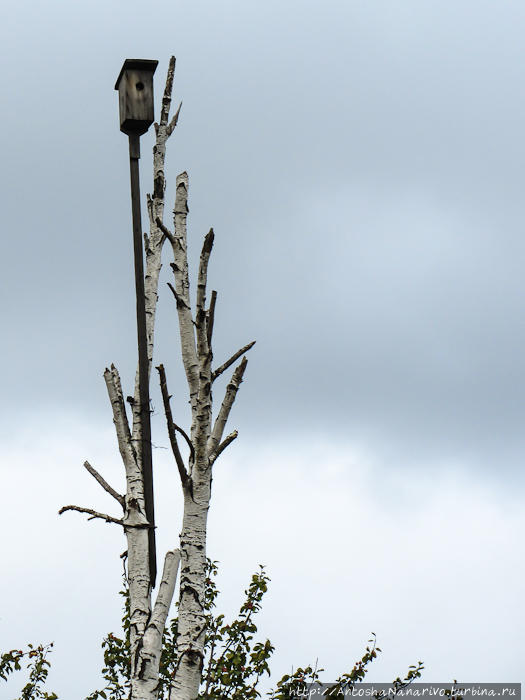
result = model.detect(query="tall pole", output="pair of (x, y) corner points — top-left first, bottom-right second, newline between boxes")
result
(128, 131), (156, 589)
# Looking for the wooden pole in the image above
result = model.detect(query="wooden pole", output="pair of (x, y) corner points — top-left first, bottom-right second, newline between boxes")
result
(128, 131), (157, 589)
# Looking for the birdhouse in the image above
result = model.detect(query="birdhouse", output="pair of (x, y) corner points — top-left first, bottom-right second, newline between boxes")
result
(115, 59), (159, 135)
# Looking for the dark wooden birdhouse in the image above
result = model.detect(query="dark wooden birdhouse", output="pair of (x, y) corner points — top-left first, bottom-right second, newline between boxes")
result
(115, 59), (159, 135)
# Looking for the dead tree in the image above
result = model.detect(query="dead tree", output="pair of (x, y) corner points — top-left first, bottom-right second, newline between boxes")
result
(60, 57), (254, 700)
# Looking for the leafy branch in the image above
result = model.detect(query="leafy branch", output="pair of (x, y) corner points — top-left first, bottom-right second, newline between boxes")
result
(0, 643), (58, 700)
(1, 563), (427, 700)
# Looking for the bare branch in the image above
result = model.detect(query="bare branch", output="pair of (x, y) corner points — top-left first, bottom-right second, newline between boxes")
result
(170, 172), (199, 403)
(206, 290), (217, 347)
(104, 364), (137, 470)
(167, 101), (182, 138)
(167, 280), (191, 310)
(58, 505), (123, 526)
(156, 364), (189, 485)
(155, 216), (175, 244)
(130, 61), (181, 448)
(196, 229), (215, 358)
(212, 341), (256, 383)
(83, 460), (125, 508)
(208, 357), (248, 453)
(160, 56), (176, 127)
(133, 547), (181, 691)
(209, 430), (238, 465)
(149, 60), (176, 229)
(173, 423), (194, 457)
(150, 549), (180, 633)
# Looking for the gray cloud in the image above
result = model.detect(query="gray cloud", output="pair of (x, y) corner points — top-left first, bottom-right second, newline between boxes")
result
(3, 2), (525, 474)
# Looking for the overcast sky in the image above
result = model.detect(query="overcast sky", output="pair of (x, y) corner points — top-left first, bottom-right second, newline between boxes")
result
(1, 0), (524, 696)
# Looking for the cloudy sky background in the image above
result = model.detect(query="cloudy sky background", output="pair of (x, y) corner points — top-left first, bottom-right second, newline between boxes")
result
(1, 0), (524, 695)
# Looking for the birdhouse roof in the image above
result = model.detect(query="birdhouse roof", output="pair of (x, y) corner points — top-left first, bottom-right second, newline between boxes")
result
(114, 59), (159, 90)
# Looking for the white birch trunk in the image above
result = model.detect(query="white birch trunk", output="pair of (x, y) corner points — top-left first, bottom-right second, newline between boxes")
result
(165, 176), (252, 698)
(167, 225), (214, 699)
